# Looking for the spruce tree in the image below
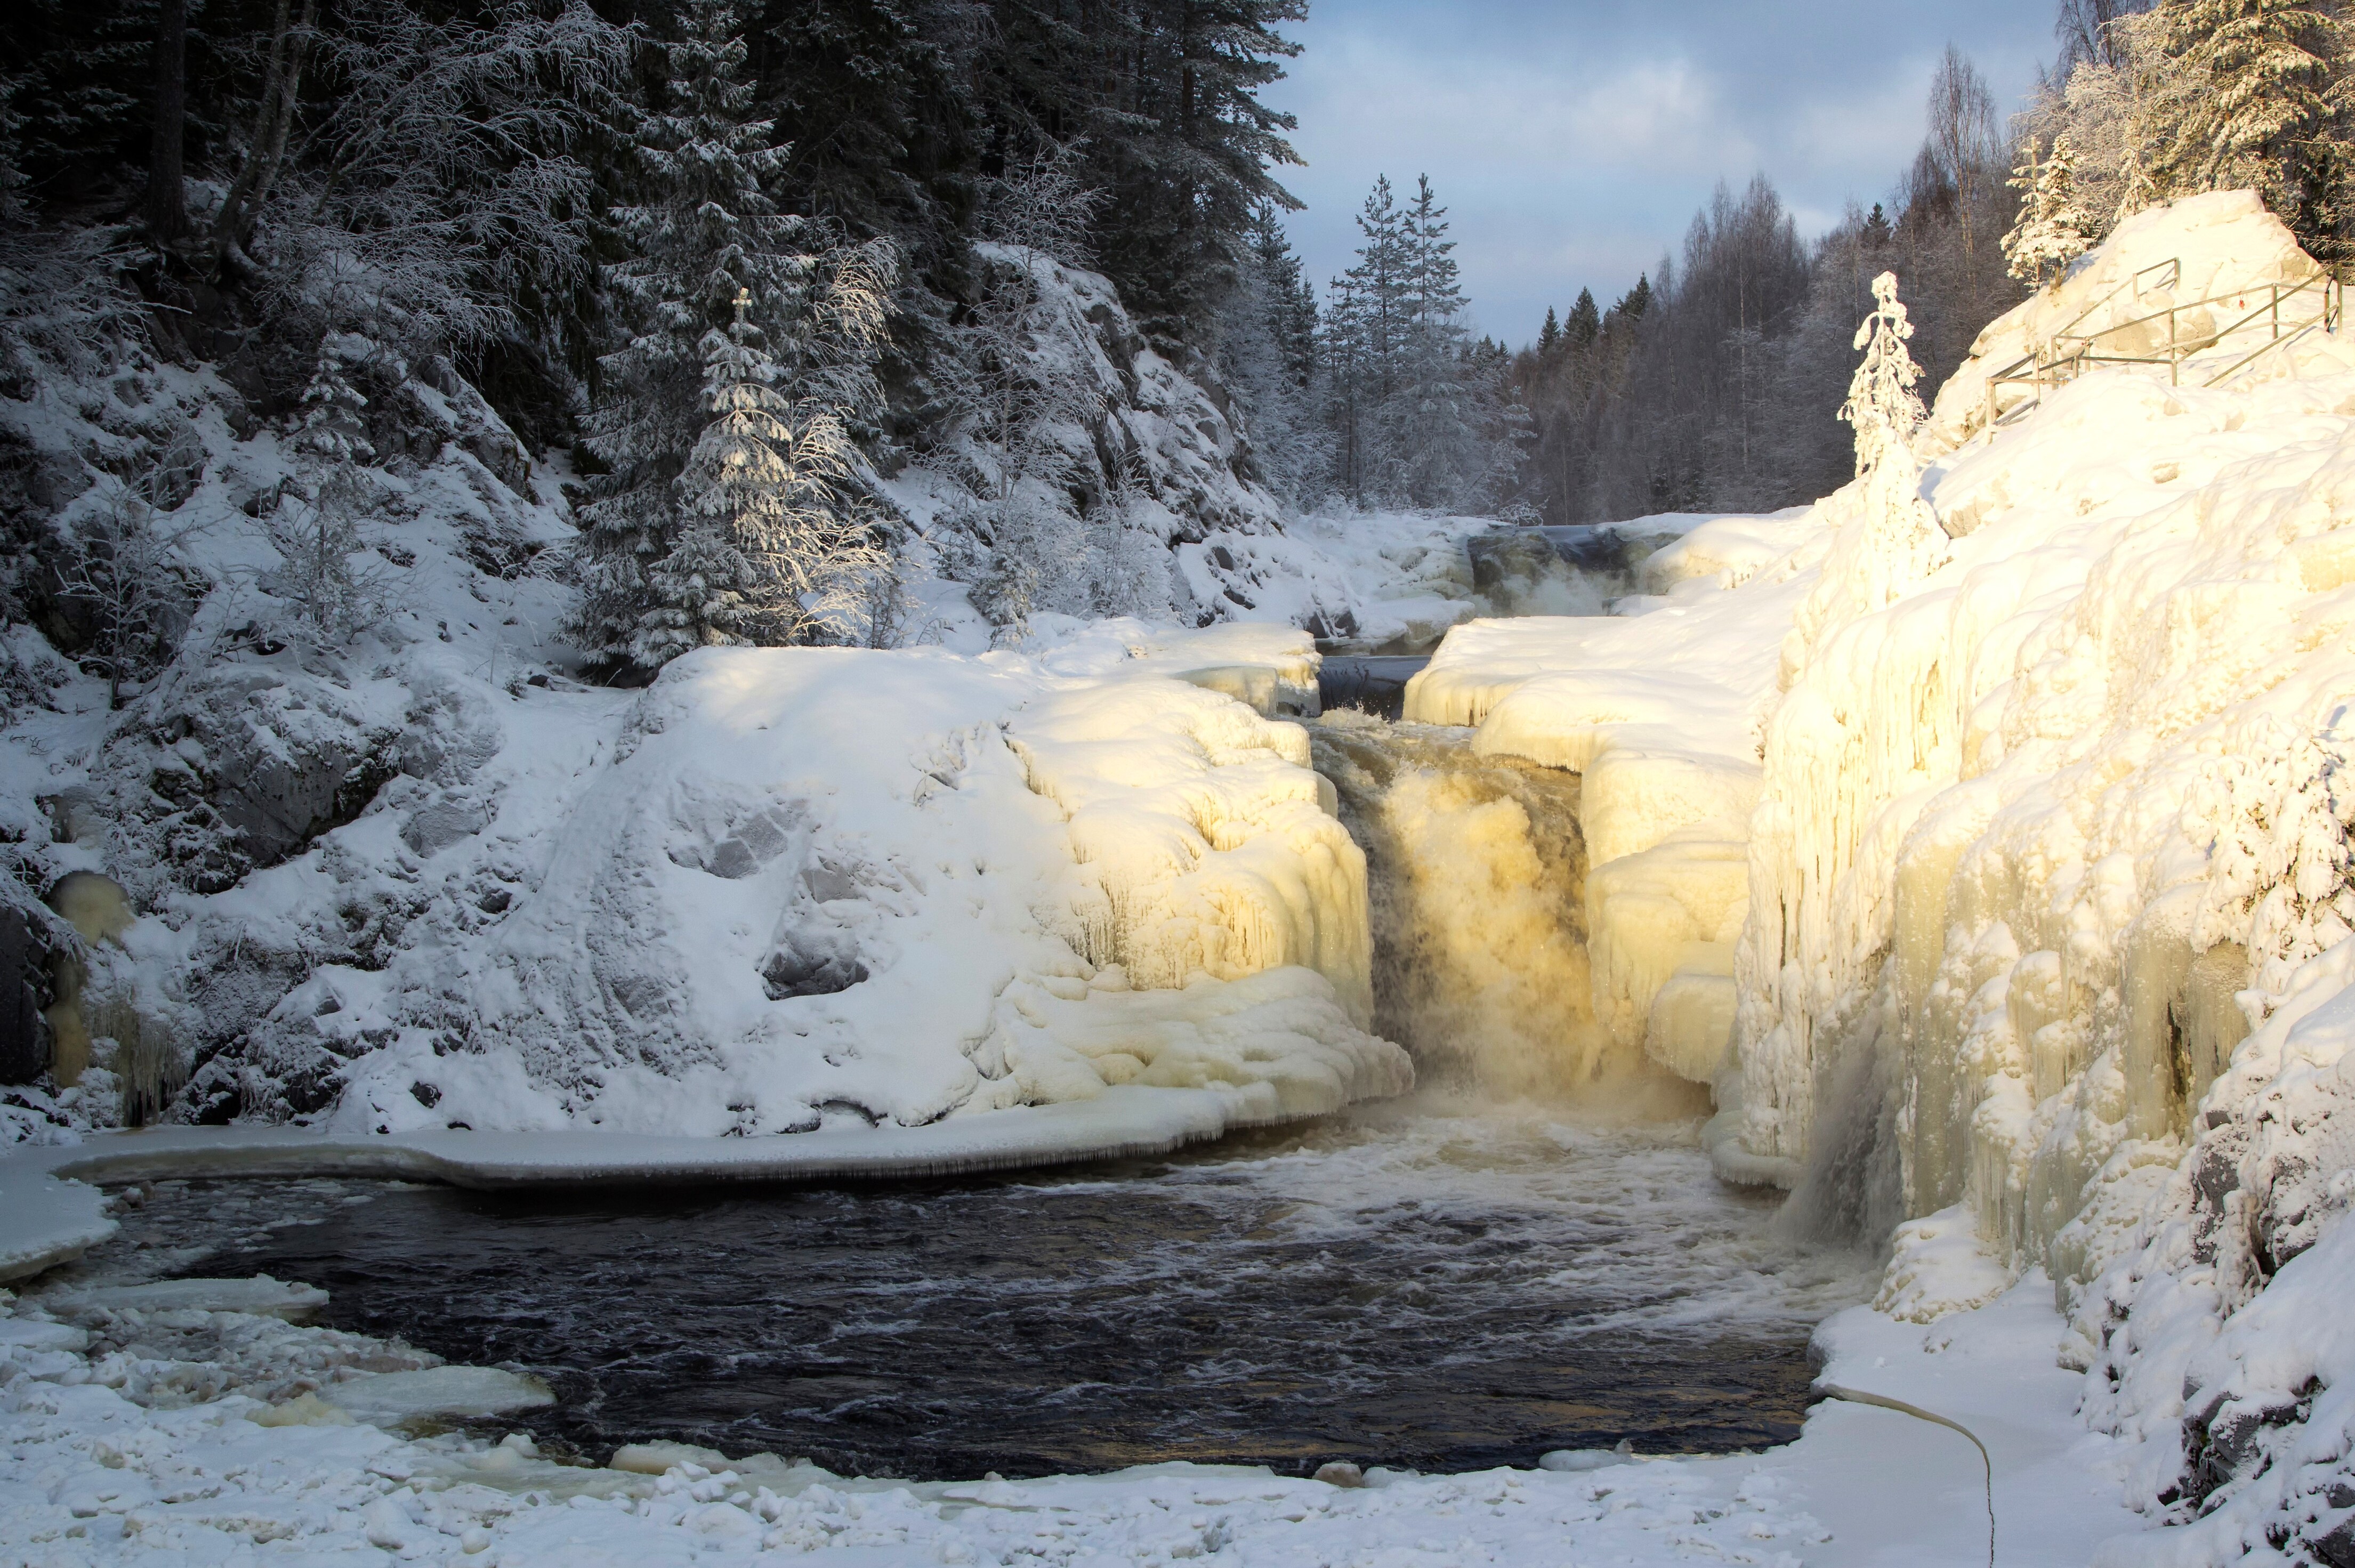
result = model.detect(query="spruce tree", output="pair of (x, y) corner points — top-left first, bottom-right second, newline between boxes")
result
(578, 0), (815, 664)
(1822, 269), (1945, 611)
(1565, 288), (1601, 349)
(1389, 174), (1495, 509)
(1839, 272), (1927, 477)
(579, 0), (893, 668)
(641, 295), (886, 661)
(1220, 201), (1325, 507)
(2155, 0), (2341, 200)
(1538, 306), (1560, 357)
(2004, 134), (2096, 286)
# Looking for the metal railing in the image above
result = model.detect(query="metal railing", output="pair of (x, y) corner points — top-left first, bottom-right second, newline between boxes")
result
(1984, 260), (2342, 432)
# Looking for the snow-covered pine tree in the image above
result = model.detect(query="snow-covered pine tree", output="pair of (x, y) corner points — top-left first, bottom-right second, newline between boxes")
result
(577, 0), (819, 665)
(2153, 0), (2342, 200)
(648, 290), (893, 661)
(1818, 270), (1945, 612)
(1318, 271), (1369, 505)
(269, 339), (389, 647)
(1840, 272), (1927, 476)
(1321, 176), (1414, 505)
(1388, 175), (1504, 510)
(1219, 201), (1326, 509)
(2004, 134), (2096, 287)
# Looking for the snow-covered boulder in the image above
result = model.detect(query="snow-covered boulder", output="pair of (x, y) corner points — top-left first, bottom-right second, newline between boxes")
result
(281, 641), (1403, 1138)
(1923, 189), (2322, 454)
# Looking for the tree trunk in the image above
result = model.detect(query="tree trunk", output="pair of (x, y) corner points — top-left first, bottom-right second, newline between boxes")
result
(213, 0), (318, 263)
(145, 0), (189, 245)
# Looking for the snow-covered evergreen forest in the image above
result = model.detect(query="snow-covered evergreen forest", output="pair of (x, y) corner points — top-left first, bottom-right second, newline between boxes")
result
(5, 0), (2354, 664)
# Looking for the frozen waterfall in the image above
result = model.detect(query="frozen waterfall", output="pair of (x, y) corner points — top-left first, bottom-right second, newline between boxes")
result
(1310, 702), (1709, 1114)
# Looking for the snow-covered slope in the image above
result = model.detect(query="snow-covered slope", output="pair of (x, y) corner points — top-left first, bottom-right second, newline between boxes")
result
(0, 311), (1410, 1160)
(1396, 191), (2355, 1556)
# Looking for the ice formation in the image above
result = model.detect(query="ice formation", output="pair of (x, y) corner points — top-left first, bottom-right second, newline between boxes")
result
(1312, 718), (1624, 1095)
(287, 637), (1405, 1139)
(1387, 190), (2355, 1554)
(1401, 510), (1819, 1093)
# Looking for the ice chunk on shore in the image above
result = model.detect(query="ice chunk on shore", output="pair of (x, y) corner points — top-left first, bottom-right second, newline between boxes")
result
(60, 1275), (328, 1322)
(322, 1367), (553, 1425)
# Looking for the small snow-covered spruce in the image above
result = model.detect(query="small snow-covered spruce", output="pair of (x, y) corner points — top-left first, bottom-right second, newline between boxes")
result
(1837, 271), (1927, 477)
(638, 295), (886, 662)
(577, 0), (823, 666)
(269, 344), (390, 646)
(1797, 270), (1947, 631)
(2004, 135), (2096, 287)
(54, 483), (203, 711)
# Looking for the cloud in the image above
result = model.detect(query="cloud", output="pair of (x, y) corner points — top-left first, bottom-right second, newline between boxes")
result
(1264, 0), (2060, 346)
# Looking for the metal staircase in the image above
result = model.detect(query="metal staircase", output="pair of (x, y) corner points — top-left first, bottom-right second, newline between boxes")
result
(1983, 257), (2343, 431)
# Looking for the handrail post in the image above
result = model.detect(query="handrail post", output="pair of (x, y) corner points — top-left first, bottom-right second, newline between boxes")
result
(2170, 305), (2180, 386)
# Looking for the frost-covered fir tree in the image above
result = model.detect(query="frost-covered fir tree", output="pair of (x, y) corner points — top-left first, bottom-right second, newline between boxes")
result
(1389, 174), (1489, 508)
(270, 340), (386, 646)
(1325, 176), (1408, 504)
(1320, 173), (1510, 510)
(1218, 201), (1326, 510)
(640, 293), (891, 661)
(1838, 272), (1927, 478)
(2003, 135), (2096, 287)
(2154, 0), (2342, 198)
(578, 0), (891, 667)
(1806, 271), (1946, 624)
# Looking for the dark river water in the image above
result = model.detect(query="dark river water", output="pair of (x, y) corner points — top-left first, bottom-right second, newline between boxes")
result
(125, 1102), (1872, 1481)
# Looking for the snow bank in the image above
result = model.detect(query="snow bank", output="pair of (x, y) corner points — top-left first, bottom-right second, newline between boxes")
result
(1924, 190), (2324, 455)
(272, 639), (1403, 1141)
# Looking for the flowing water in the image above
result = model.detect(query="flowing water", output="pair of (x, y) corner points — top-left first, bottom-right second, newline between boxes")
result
(100, 686), (1872, 1482)
(105, 1103), (1869, 1480)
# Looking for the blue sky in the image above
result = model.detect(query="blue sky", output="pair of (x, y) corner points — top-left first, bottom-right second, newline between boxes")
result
(1261, 1), (2062, 348)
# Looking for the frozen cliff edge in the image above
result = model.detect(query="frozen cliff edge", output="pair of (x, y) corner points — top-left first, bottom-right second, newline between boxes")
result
(1404, 191), (2355, 1557)
(1740, 190), (2355, 1559)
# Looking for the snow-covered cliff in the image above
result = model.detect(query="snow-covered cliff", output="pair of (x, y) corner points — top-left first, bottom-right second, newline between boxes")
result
(1407, 192), (2355, 1555)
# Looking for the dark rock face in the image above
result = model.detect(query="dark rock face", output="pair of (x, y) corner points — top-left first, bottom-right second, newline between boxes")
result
(760, 924), (868, 1000)
(0, 901), (57, 1085)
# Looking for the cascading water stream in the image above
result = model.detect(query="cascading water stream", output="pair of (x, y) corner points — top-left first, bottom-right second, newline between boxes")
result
(1306, 695), (1708, 1115)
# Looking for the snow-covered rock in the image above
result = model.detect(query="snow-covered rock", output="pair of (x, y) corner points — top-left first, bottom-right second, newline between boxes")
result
(294, 640), (1400, 1139)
